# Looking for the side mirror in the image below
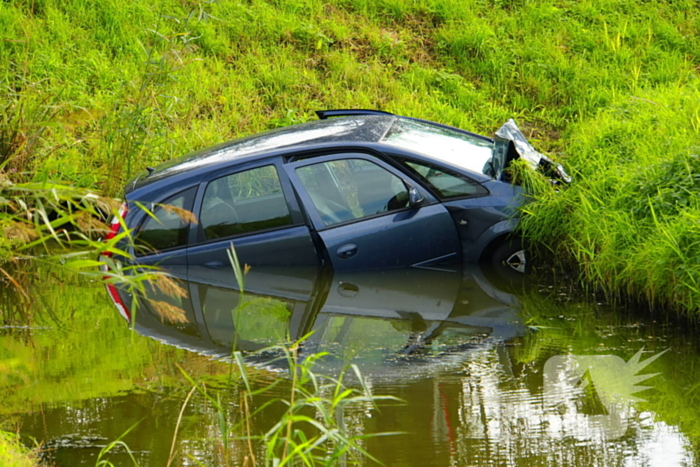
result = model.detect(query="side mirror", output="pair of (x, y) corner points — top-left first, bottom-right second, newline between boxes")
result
(408, 186), (424, 208)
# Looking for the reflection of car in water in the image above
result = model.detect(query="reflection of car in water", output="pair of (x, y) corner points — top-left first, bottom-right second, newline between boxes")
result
(116, 264), (524, 378)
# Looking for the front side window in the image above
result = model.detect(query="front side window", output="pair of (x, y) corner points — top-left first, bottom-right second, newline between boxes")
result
(135, 187), (196, 255)
(200, 165), (292, 241)
(400, 159), (488, 199)
(296, 158), (409, 227)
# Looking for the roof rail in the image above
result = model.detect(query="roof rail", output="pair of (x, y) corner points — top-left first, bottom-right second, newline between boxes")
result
(315, 109), (395, 120)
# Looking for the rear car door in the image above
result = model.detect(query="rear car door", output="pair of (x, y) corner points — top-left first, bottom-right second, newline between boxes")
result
(186, 160), (319, 286)
(284, 153), (461, 271)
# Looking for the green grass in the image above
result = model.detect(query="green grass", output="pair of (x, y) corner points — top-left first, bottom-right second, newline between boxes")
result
(2, 0), (699, 189)
(0, 431), (37, 467)
(519, 83), (700, 315)
(2, 0), (700, 315)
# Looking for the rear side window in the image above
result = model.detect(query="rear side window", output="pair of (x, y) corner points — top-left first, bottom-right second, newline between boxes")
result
(200, 165), (293, 241)
(135, 187), (196, 255)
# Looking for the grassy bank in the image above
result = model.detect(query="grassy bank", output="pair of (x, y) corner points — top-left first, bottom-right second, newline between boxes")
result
(520, 83), (700, 315)
(2, 0), (700, 314)
(2, 0), (698, 190)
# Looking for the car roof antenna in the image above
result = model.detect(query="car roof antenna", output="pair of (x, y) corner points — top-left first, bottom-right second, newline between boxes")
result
(146, 167), (156, 176)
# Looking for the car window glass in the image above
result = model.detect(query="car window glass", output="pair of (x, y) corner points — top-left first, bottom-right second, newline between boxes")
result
(135, 188), (195, 255)
(382, 118), (493, 175)
(296, 159), (409, 227)
(403, 160), (488, 199)
(200, 165), (292, 240)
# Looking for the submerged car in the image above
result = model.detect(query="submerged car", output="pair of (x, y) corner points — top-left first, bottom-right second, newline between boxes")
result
(108, 110), (566, 275)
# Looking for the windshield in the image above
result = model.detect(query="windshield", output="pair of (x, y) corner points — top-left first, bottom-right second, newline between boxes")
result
(381, 118), (494, 175)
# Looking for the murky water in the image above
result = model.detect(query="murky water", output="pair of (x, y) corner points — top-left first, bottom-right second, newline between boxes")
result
(1, 263), (699, 466)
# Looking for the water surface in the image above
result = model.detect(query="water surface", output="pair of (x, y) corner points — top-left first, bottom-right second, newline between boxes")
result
(1, 263), (698, 466)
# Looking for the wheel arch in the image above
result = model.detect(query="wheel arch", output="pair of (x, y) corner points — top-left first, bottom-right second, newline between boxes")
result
(465, 218), (521, 263)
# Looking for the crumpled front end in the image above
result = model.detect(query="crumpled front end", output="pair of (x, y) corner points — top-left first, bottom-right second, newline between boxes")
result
(491, 119), (571, 184)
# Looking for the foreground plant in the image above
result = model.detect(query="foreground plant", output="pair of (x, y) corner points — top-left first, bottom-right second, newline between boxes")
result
(0, 431), (39, 467)
(163, 244), (400, 466)
(266, 349), (399, 466)
(176, 341), (399, 467)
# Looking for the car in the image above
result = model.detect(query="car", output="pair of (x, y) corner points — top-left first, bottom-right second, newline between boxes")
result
(105, 109), (567, 282)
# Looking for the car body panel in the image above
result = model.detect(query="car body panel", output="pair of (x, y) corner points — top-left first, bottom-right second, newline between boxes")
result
(312, 205), (461, 270)
(186, 226), (319, 284)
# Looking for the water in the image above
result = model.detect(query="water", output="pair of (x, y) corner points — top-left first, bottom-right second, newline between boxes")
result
(1, 263), (698, 466)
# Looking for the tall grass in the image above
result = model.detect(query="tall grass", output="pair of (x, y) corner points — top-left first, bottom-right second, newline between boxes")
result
(519, 82), (700, 315)
(147, 245), (399, 466)
(0, 431), (38, 467)
(2, 0), (698, 191)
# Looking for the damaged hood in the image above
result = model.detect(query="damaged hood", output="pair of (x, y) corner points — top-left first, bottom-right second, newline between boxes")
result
(491, 119), (570, 183)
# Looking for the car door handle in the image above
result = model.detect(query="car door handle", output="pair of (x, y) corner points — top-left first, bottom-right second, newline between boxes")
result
(203, 260), (224, 269)
(336, 244), (358, 259)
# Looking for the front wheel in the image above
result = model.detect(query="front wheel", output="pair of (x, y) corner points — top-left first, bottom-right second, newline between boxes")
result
(486, 238), (527, 274)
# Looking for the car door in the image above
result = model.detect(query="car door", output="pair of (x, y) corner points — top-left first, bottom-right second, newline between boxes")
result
(284, 153), (461, 271)
(186, 160), (319, 286)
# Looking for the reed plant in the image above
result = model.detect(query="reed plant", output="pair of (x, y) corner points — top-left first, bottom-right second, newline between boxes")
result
(158, 244), (399, 466)
(0, 431), (38, 467)
(175, 342), (398, 466)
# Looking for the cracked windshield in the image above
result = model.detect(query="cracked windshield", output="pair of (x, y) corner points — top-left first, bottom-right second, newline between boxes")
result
(3, 1), (700, 466)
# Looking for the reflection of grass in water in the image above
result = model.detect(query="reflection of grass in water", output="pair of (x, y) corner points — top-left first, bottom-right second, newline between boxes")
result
(232, 296), (291, 344)
(0, 263), (227, 415)
(157, 244), (400, 466)
(513, 285), (700, 446)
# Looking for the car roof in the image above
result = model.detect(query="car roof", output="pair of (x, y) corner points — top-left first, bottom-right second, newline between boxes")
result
(127, 115), (397, 194)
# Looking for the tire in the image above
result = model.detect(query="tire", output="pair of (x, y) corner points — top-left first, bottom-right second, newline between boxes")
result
(489, 238), (527, 273)
(480, 237), (528, 290)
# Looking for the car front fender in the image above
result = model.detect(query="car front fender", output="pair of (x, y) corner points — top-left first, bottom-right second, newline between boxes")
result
(464, 217), (520, 262)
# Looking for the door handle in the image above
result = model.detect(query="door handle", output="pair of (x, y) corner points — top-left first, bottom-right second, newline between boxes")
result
(203, 260), (224, 269)
(336, 244), (358, 259)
